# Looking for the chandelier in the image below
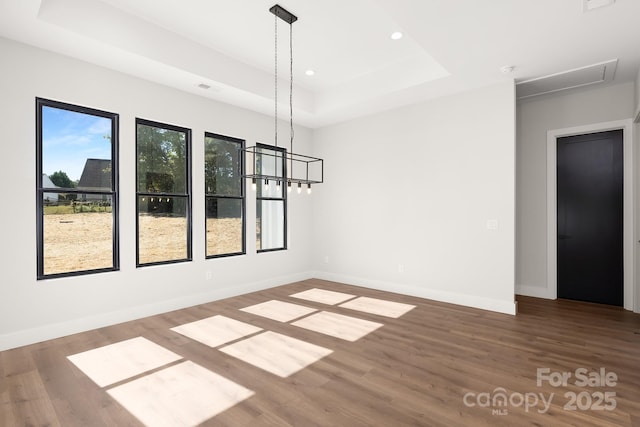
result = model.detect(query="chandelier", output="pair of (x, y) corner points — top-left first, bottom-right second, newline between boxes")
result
(242, 4), (323, 194)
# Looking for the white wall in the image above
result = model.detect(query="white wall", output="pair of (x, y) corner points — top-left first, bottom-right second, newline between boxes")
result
(311, 81), (517, 315)
(636, 67), (640, 311)
(516, 82), (635, 298)
(637, 119), (640, 313)
(635, 68), (640, 118)
(0, 37), (315, 351)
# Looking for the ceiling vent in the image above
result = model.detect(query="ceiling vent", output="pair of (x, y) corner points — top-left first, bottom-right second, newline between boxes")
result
(583, 0), (615, 12)
(516, 59), (617, 100)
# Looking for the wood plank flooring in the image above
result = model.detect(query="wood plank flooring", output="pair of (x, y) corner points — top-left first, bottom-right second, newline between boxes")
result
(1, 278), (640, 426)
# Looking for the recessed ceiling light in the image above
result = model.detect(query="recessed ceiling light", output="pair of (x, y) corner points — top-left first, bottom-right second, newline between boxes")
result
(197, 83), (211, 90)
(500, 65), (515, 74)
(305, 69), (315, 76)
(390, 31), (403, 40)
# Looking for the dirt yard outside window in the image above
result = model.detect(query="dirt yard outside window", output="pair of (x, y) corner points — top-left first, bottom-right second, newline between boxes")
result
(44, 212), (242, 274)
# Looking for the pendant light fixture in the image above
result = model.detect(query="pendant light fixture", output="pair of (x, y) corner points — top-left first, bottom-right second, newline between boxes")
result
(242, 4), (323, 193)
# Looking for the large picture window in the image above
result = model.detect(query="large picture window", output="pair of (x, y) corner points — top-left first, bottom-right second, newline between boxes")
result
(256, 144), (286, 252)
(36, 98), (119, 279)
(136, 119), (191, 266)
(205, 133), (245, 258)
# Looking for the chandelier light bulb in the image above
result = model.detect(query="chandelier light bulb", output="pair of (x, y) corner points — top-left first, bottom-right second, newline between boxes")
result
(297, 182), (302, 194)
(307, 183), (312, 194)
(251, 178), (256, 191)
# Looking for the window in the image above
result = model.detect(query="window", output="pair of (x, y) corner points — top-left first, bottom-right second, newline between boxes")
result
(256, 144), (287, 252)
(36, 98), (119, 279)
(136, 119), (191, 266)
(205, 133), (245, 258)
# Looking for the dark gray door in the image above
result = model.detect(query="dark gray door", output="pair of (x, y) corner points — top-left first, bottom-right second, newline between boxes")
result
(557, 130), (623, 306)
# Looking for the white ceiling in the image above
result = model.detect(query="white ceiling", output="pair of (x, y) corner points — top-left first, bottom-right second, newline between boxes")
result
(1, 0), (639, 128)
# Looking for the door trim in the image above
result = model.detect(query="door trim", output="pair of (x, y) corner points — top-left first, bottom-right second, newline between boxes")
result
(547, 119), (634, 310)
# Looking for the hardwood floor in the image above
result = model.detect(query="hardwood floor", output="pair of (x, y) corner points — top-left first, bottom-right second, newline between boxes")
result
(2, 278), (640, 426)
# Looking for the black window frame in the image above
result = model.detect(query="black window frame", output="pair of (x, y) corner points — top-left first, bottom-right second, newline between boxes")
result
(205, 132), (246, 259)
(36, 97), (120, 279)
(135, 118), (192, 267)
(256, 143), (287, 253)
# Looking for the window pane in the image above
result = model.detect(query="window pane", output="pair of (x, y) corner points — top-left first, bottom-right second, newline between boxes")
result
(43, 194), (113, 275)
(38, 99), (118, 279)
(204, 133), (244, 258)
(137, 124), (187, 194)
(136, 120), (191, 266)
(257, 200), (284, 250)
(256, 147), (284, 199)
(255, 144), (286, 253)
(138, 196), (188, 264)
(42, 106), (113, 190)
(205, 136), (241, 196)
(206, 198), (243, 256)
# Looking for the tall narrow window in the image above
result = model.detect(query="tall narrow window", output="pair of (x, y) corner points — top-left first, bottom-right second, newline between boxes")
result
(205, 133), (245, 258)
(256, 144), (286, 252)
(36, 98), (119, 279)
(136, 119), (191, 266)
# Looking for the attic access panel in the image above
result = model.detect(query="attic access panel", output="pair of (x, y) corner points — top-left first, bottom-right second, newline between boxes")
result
(516, 59), (617, 100)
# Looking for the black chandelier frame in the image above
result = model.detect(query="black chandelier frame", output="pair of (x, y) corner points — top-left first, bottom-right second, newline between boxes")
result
(241, 4), (324, 190)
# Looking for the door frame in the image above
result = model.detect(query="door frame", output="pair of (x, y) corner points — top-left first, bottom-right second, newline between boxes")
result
(547, 119), (634, 310)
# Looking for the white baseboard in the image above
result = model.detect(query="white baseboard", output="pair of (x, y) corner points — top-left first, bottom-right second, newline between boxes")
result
(312, 271), (517, 315)
(516, 284), (556, 299)
(0, 271), (314, 352)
